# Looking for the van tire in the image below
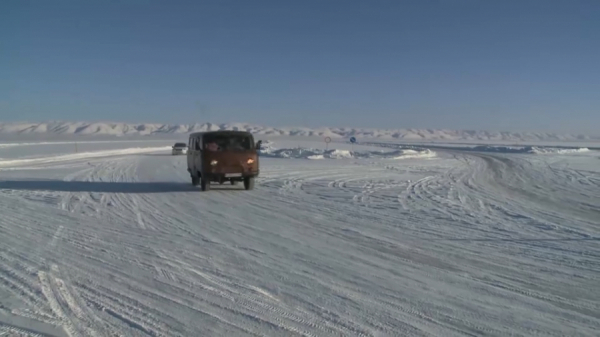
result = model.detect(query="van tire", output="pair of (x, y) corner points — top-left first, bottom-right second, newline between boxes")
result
(191, 175), (199, 186)
(201, 177), (210, 191)
(243, 177), (255, 190)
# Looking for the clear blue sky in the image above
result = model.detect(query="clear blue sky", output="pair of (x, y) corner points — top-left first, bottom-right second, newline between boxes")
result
(1, 0), (599, 133)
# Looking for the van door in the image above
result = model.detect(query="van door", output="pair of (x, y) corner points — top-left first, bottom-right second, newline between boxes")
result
(187, 137), (194, 173)
(194, 136), (202, 174)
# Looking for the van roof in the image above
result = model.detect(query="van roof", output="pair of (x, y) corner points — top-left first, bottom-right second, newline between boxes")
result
(189, 130), (253, 138)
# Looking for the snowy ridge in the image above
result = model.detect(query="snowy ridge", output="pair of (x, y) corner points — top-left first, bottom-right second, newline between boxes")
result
(0, 146), (170, 169)
(0, 121), (598, 141)
(0, 140), (149, 148)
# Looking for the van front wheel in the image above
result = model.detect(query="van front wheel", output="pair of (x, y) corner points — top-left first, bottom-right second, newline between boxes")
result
(243, 177), (255, 190)
(201, 177), (210, 191)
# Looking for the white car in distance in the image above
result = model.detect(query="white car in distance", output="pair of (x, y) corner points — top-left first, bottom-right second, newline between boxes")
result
(171, 142), (188, 155)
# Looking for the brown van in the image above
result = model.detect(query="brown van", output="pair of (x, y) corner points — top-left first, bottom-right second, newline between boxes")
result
(186, 131), (261, 191)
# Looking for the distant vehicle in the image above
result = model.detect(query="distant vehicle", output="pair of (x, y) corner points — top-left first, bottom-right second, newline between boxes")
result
(187, 131), (262, 191)
(172, 142), (188, 155)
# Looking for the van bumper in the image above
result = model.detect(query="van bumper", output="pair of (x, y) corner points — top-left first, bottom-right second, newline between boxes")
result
(204, 170), (259, 181)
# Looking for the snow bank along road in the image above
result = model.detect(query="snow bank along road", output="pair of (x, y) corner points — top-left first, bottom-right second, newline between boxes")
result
(0, 143), (598, 336)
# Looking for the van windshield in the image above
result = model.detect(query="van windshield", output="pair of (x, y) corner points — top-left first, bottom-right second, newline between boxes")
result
(204, 134), (252, 151)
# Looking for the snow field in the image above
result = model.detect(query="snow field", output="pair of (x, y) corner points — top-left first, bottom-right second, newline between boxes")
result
(0, 139), (598, 336)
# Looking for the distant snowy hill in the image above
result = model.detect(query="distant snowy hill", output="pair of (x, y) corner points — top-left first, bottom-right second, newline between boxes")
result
(0, 121), (597, 142)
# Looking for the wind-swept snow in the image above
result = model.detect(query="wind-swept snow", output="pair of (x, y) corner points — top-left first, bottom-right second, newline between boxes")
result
(0, 139), (598, 336)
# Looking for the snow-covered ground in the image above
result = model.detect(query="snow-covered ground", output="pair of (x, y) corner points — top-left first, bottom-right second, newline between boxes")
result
(0, 138), (598, 336)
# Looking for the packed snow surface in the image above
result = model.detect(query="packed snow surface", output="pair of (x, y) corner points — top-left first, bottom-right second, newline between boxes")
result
(1, 121), (600, 142)
(0, 139), (598, 336)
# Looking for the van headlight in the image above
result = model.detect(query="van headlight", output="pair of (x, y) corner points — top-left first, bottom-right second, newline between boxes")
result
(210, 160), (218, 166)
(247, 158), (254, 164)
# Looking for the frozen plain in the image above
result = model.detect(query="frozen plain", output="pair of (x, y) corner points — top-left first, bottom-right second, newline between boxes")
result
(0, 136), (598, 337)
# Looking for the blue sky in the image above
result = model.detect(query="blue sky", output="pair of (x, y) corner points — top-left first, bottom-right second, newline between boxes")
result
(1, 0), (599, 133)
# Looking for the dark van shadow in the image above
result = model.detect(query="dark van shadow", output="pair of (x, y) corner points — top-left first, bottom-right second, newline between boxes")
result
(138, 153), (179, 157)
(0, 179), (197, 194)
(434, 237), (599, 243)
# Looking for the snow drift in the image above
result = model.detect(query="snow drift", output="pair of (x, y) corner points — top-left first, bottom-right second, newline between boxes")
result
(456, 145), (592, 155)
(259, 142), (436, 160)
(528, 147), (590, 154)
(367, 142), (593, 156)
(467, 145), (591, 154)
(0, 121), (598, 142)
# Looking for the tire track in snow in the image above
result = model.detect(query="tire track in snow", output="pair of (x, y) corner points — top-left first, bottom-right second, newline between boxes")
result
(0, 323), (52, 337)
(131, 197), (147, 230)
(48, 226), (64, 248)
(0, 253), (55, 323)
(123, 166), (380, 337)
(37, 270), (75, 337)
(0, 158), (156, 335)
(160, 253), (356, 337)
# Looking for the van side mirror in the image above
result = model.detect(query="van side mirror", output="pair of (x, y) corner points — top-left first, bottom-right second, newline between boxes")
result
(256, 140), (262, 149)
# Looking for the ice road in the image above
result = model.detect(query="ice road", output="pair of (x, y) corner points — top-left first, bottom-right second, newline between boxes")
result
(0, 141), (598, 337)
